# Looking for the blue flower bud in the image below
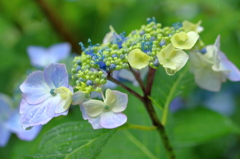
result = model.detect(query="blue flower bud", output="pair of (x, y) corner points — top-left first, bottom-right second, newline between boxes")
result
(140, 31), (145, 36)
(153, 59), (160, 67)
(146, 17), (156, 24)
(200, 48), (207, 54)
(112, 54), (118, 58)
(159, 40), (166, 47)
(78, 78), (85, 82)
(150, 36), (155, 41)
(86, 80), (93, 86)
(172, 22), (182, 30)
(98, 61), (107, 70)
(76, 66), (81, 72)
(110, 64), (116, 70)
(120, 54), (125, 59)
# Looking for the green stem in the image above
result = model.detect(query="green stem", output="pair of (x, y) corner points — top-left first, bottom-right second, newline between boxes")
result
(161, 68), (187, 125)
(143, 68), (175, 159)
(107, 75), (143, 101)
(110, 67), (176, 159)
(143, 97), (175, 159)
(128, 64), (146, 92)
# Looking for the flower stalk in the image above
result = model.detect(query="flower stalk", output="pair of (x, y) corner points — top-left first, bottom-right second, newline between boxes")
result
(108, 67), (176, 159)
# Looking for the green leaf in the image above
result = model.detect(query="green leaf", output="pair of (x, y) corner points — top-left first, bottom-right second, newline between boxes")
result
(152, 66), (195, 110)
(173, 107), (240, 147)
(152, 65), (195, 124)
(23, 121), (116, 159)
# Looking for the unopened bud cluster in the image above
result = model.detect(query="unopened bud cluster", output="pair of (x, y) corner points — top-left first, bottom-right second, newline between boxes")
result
(72, 17), (201, 93)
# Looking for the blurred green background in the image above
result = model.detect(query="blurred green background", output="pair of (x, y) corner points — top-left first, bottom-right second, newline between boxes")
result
(0, 0), (240, 158)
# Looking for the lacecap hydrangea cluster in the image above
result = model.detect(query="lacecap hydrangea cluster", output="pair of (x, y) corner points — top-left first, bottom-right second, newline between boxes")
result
(71, 17), (203, 94)
(18, 18), (240, 131)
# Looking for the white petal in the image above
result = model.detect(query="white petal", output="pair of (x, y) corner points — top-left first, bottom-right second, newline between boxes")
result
(168, 50), (189, 71)
(111, 90), (128, 113)
(20, 71), (50, 105)
(54, 93), (72, 114)
(82, 100), (104, 117)
(103, 26), (117, 44)
(194, 67), (224, 92)
(197, 26), (204, 33)
(184, 31), (199, 49)
(214, 35), (220, 50)
(100, 111), (127, 129)
(104, 89), (116, 105)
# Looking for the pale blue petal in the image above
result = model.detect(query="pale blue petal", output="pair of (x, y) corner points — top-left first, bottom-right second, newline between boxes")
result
(0, 123), (11, 147)
(49, 43), (71, 62)
(44, 63), (69, 88)
(90, 91), (102, 99)
(218, 52), (240, 81)
(80, 105), (89, 120)
(0, 94), (12, 122)
(27, 46), (50, 68)
(6, 110), (42, 141)
(111, 90), (128, 113)
(20, 71), (50, 105)
(87, 116), (103, 129)
(72, 91), (86, 105)
(104, 80), (117, 89)
(100, 111), (127, 129)
(118, 69), (135, 82)
(27, 43), (71, 68)
(20, 98), (68, 129)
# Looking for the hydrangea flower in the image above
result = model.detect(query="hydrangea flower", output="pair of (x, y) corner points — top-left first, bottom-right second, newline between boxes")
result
(171, 31), (199, 50)
(0, 94), (12, 147)
(127, 49), (150, 69)
(27, 43), (71, 68)
(6, 110), (42, 141)
(0, 94), (42, 147)
(189, 35), (240, 91)
(20, 63), (73, 129)
(81, 89), (128, 129)
(182, 20), (204, 33)
(157, 44), (189, 75)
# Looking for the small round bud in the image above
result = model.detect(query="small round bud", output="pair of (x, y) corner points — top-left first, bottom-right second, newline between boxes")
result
(86, 80), (93, 86)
